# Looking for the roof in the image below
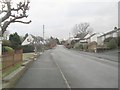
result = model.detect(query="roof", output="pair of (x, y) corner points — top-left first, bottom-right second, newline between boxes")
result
(79, 39), (87, 43)
(98, 29), (119, 38)
(84, 34), (91, 39)
(69, 37), (80, 41)
(85, 33), (96, 39)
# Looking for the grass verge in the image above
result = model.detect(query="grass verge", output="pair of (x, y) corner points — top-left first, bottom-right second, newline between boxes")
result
(23, 52), (34, 60)
(2, 52), (34, 78)
(2, 62), (22, 78)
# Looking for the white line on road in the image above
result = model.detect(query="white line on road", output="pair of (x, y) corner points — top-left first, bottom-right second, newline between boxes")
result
(50, 53), (71, 90)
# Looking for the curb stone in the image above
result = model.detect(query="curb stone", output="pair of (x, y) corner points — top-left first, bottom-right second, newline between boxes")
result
(2, 59), (34, 88)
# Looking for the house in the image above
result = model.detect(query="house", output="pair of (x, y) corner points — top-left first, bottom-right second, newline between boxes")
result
(72, 33), (98, 52)
(97, 28), (119, 46)
(84, 33), (97, 43)
(65, 37), (80, 49)
(84, 33), (98, 52)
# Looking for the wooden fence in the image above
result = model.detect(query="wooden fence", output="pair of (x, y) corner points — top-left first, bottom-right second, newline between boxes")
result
(2, 50), (23, 72)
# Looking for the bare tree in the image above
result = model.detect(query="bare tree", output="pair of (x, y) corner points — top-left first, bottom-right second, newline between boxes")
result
(72, 23), (93, 39)
(0, 0), (31, 36)
(3, 30), (9, 39)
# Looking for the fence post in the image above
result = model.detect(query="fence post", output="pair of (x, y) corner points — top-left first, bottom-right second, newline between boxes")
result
(21, 49), (23, 62)
(13, 52), (14, 66)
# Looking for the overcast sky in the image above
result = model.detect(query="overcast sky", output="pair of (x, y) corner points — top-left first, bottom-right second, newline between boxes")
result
(8, 0), (118, 40)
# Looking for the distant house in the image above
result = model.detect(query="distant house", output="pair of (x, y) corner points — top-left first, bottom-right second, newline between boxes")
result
(72, 33), (98, 52)
(83, 33), (98, 52)
(84, 33), (97, 44)
(65, 37), (80, 48)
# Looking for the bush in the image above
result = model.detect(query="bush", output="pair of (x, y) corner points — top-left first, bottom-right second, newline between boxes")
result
(104, 37), (113, 43)
(74, 43), (83, 50)
(2, 40), (11, 46)
(83, 44), (88, 51)
(79, 44), (83, 50)
(9, 32), (22, 50)
(107, 38), (118, 49)
(2, 46), (14, 53)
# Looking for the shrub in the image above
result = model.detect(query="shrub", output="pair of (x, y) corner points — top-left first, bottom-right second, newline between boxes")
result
(9, 32), (22, 50)
(22, 45), (34, 53)
(79, 44), (83, 50)
(74, 43), (83, 50)
(2, 40), (11, 46)
(107, 38), (118, 49)
(2, 46), (14, 53)
(104, 37), (113, 43)
(83, 44), (88, 51)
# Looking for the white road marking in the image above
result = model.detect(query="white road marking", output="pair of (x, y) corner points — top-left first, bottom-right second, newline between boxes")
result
(51, 53), (71, 90)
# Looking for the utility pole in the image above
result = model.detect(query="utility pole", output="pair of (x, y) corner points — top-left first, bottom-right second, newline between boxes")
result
(43, 25), (45, 52)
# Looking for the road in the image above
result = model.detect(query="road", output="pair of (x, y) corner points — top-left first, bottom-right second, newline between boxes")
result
(15, 45), (118, 88)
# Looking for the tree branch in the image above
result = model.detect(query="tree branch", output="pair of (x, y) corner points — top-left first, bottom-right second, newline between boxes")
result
(1, 0), (31, 35)
(13, 20), (31, 24)
(1, 1), (11, 22)
(11, 2), (25, 11)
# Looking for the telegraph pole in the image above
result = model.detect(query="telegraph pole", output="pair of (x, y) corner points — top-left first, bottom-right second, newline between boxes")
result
(43, 25), (45, 52)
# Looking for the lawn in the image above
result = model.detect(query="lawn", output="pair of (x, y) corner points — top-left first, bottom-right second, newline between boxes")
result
(2, 62), (22, 78)
(23, 52), (35, 60)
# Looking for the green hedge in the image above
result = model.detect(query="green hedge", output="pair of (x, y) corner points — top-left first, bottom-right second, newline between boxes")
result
(74, 43), (83, 50)
(104, 37), (118, 49)
(2, 46), (14, 53)
(2, 40), (11, 46)
(22, 45), (34, 53)
(104, 37), (113, 43)
(106, 38), (118, 49)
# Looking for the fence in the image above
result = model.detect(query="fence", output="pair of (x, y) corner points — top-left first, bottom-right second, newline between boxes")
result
(2, 50), (23, 73)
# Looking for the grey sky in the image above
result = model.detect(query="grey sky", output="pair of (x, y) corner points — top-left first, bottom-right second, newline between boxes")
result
(8, 0), (118, 40)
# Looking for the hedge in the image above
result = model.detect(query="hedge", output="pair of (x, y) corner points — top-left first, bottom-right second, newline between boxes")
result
(2, 46), (14, 53)
(22, 45), (34, 53)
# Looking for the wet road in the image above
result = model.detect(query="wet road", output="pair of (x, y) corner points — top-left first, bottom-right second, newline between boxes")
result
(15, 45), (118, 88)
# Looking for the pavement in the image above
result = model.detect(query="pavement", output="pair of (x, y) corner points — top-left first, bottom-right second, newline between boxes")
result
(15, 45), (118, 88)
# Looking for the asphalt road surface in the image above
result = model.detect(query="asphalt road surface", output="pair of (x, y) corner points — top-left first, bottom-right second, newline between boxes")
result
(15, 45), (118, 88)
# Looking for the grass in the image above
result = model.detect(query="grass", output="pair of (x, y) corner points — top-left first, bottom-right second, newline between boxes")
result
(23, 52), (35, 60)
(0, 62), (2, 79)
(2, 62), (22, 78)
(2, 52), (35, 77)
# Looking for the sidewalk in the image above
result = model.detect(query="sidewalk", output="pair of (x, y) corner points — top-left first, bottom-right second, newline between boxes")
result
(83, 50), (119, 62)
(79, 50), (119, 62)
(15, 50), (67, 88)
